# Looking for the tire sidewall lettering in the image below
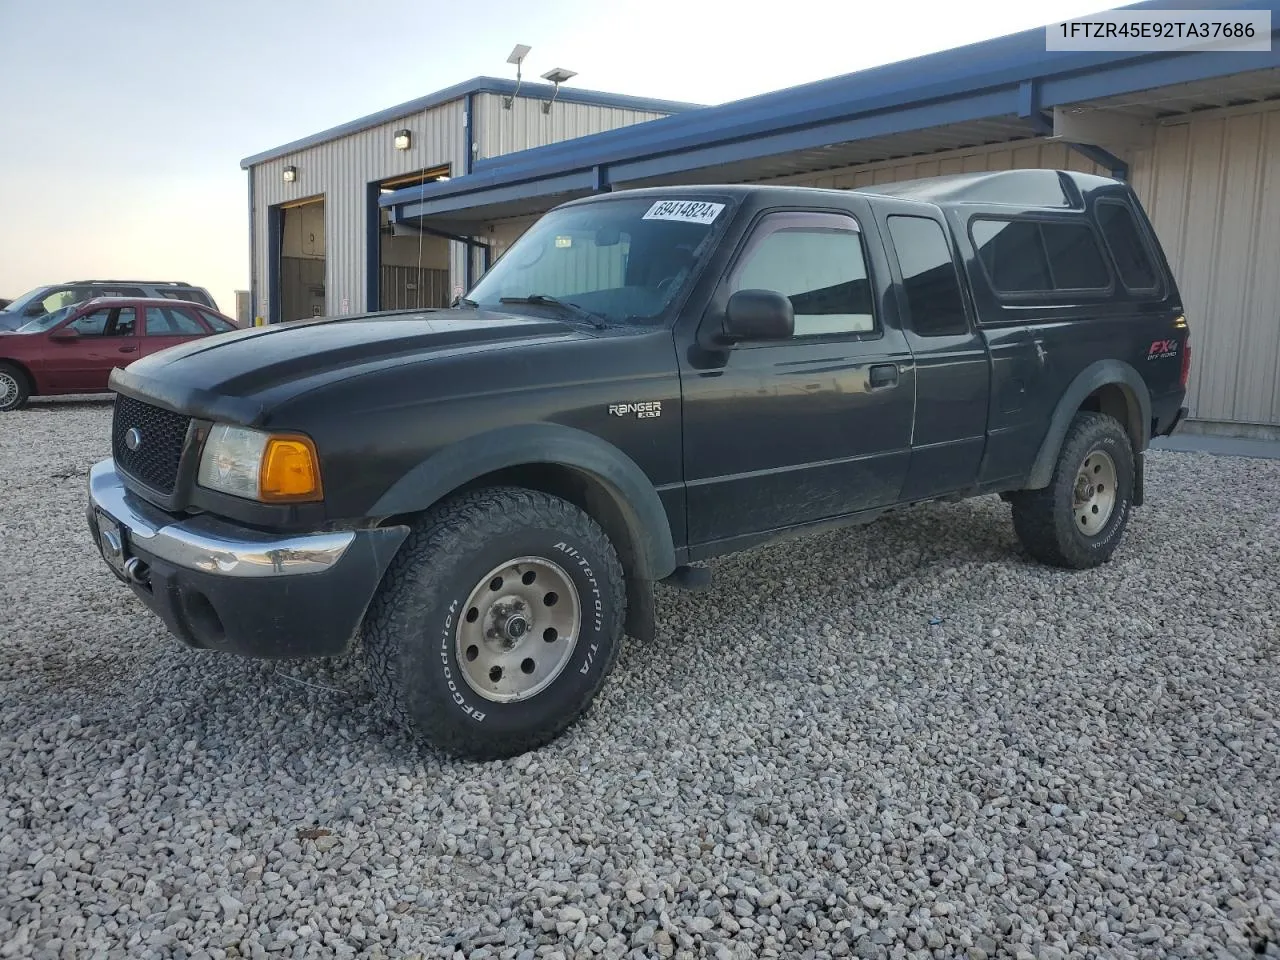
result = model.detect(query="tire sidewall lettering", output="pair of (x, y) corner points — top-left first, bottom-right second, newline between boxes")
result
(433, 538), (613, 723)
(1069, 435), (1133, 555)
(437, 597), (488, 723)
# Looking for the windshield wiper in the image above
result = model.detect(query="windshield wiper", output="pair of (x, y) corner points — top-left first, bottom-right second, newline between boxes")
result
(499, 294), (607, 330)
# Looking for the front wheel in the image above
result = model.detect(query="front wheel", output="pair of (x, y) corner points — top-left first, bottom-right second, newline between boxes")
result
(0, 363), (30, 412)
(361, 486), (627, 759)
(1010, 412), (1135, 569)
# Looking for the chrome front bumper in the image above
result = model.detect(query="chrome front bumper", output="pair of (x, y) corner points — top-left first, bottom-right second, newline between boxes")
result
(87, 459), (354, 578)
(86, 458), (409, 658)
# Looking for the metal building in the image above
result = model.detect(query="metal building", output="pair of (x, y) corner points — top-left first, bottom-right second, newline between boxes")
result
(381, 0), (1280, 437)
(240, 78), (699, 326)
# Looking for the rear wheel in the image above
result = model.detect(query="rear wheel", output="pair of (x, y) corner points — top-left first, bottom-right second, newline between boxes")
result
(0, 363), (30, 412)
(362, 486), (627, 759)
(1010, 412), (1135, 569)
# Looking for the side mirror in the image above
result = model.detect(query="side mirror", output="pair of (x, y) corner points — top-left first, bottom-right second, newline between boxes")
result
(50, 326), (79, 342)
(723, 289), (794, 342)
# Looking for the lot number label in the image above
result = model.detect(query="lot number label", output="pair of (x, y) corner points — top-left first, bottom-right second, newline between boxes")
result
(643, 200), (725, 224)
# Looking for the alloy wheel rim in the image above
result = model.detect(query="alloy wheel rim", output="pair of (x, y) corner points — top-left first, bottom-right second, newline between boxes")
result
(1073, 449), (1118, 536)
(455, 556), (581, 703)
(0, 373), (18, 408)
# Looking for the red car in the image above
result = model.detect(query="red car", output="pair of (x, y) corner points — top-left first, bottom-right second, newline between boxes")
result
(0, 297), (241, 411)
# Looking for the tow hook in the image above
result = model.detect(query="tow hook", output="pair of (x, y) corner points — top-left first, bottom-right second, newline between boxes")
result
(123, 556), (150, 587)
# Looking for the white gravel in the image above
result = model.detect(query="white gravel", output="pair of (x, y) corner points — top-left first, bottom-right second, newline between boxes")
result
(2, 399), (1279, 960)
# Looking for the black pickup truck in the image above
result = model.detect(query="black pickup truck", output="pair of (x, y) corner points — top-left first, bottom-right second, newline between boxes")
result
(87, 170), (1190, 759)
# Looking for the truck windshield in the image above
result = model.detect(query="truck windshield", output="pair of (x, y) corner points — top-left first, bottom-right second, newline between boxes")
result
(466, 196), (733, 326)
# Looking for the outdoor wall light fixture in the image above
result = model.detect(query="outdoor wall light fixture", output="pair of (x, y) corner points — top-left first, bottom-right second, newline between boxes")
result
(503, 44), (532, 109)
(394, 129), (412, 150)
(541, 68), (577, 114)
(282, 165), (297, 182)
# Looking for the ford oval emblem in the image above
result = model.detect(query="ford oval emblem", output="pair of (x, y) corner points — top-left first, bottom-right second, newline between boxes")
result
(124, 427), (142, 451)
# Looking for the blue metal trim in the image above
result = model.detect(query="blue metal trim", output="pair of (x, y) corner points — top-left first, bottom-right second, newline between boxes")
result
(1068, 142), (1130, 180)
(392, 169), (599, 220)
(247, 171), (257, 323)
(593, 165), (610, 192)
(378, 0), (1278, 218)
(464, 92), (475, 289)
(1037, 44), (1280, 105)
(613, 89), (1018, 183)
(366, 182), (382, 312)
(266, 206), (283, 325)
(239, 76), (703, 169)
(1016, 79), (1040, 119)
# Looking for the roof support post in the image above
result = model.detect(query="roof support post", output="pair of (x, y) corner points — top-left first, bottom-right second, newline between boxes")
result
(593, 164), (612, 193)
(1016, 79), (1041, 122)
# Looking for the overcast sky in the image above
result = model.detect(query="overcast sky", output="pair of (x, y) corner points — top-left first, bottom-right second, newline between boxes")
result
(0, 0), (1118, 314)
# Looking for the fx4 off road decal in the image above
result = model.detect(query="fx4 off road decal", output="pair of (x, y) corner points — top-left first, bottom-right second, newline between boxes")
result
(1148, 338), (1179, 360)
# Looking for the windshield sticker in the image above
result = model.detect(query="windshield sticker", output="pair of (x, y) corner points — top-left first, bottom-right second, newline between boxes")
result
(555, 235), (573, 248)
(642, 200), (725, 225)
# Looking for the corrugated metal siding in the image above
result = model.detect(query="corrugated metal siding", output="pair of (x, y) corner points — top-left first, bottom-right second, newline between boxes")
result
(474, 94), (668, 159)
(250, 99), (467, 319)
(1135, 103), (1280, 427)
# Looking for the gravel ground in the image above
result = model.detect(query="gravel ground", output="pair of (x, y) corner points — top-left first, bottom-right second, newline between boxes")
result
(2, 399), (1279, 960)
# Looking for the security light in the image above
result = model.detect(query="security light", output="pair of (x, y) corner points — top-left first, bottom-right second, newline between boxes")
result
(540, 68), (577, 114)
(282, 165), (297, 183)
(393, 129), (412, 150)
(503, 43), (532, 109)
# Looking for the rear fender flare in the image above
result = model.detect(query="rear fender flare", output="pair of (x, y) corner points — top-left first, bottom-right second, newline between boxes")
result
(1026, 360), (1152, 489)
(370, 422), (677, 581)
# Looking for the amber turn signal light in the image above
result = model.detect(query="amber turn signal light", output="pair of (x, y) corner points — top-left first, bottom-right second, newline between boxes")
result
(259, 435), (323, 502)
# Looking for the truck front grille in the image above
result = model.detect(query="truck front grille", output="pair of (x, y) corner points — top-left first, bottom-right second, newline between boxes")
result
(112, 396), (191, 495)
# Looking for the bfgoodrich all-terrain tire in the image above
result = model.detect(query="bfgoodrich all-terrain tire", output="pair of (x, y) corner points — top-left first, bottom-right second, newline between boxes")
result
(1010, 411), (1135, 570)
(0, 363), (30, 412)
(361, 486), (627, 760)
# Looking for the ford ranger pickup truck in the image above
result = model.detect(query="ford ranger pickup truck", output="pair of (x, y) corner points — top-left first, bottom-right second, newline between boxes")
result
(86, 170), (1190, 759)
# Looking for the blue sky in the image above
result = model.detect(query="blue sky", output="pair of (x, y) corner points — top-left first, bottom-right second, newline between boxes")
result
(0, 0), (1114, 314)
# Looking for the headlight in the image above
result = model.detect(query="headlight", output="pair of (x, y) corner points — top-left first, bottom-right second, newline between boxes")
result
(197, 424), (323, 503)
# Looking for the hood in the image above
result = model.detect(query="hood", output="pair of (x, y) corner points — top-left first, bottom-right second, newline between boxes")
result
(109, 307), (589, 424)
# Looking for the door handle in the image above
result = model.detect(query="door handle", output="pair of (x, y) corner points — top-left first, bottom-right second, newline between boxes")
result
(118, 344), (138, 354)
(869, 363), (899, 388)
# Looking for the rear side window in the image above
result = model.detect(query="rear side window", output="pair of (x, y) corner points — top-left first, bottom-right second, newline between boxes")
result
(145, 306), (206, 335)
(971, 218), (1110, 294)
(198, 309), (236, 332)
(886, 215), (968, 337)
(1095, 200), (1160, 290)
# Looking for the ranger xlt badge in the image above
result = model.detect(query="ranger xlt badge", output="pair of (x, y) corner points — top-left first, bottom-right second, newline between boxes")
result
(609, 401), (662, 419)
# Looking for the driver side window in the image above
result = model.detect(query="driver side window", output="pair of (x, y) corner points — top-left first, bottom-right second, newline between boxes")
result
(730, 212), (877, 337)
(70, 307), (135, 337)
(70, 309), (112, 337)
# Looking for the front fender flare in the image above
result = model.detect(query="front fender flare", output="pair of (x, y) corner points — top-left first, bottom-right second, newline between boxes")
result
(370, 422), (677, 581)
(1026, 359), (1152, 489)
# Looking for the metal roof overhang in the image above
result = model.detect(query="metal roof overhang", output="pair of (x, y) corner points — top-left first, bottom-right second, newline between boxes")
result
(382, 0), (1280, 233)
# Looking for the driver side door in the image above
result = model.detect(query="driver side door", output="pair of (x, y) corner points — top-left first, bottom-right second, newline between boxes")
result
(679, 206), (917, 552)
(42, 307), (140, 392)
